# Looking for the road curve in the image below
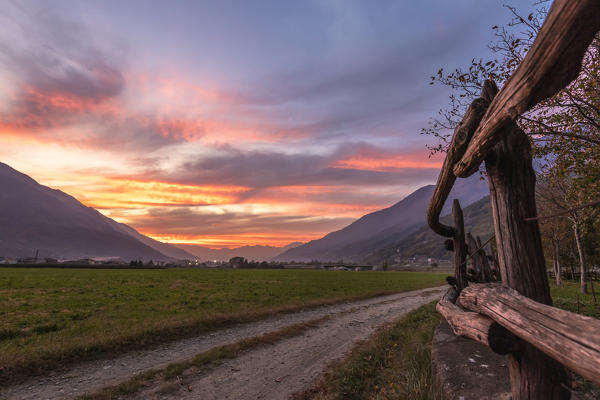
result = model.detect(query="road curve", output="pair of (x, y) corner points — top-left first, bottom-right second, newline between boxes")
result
(0, 286), (445, 400)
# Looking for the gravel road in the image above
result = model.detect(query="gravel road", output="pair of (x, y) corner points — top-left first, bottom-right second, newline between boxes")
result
(0, 286), (445, 400)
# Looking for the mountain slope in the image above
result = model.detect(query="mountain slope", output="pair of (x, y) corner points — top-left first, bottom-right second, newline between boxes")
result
(107, 222), (196, 260)
(0, 162), (181, 261)
(274, 174), (489, 262)
(177, 242), (302, 261)
(365, 195), (493, 264)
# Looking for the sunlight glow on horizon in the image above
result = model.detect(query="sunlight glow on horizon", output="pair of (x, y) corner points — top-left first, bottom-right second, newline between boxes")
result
(0, 0), (523, 247)
(144, 233), (315, 249)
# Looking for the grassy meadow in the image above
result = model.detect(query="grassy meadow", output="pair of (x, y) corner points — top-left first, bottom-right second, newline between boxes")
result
(550, 280), (600, 318)
(0, 267), (445, 381)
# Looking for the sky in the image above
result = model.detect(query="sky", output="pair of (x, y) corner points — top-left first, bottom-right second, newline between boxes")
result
(0, 0), (536, 248)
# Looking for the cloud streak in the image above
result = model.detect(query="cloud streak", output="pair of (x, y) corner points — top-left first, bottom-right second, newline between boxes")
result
(0, 0), (534, 247)
(152, 143), (440, 191)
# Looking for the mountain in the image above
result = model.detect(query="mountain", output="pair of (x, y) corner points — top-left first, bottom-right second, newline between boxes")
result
(365, 196), (493, 264)
(177, 242), (303, 262)
(105, 222), (196, 260)
(273, 174), (490, 263)
(0, 162), (191, 261)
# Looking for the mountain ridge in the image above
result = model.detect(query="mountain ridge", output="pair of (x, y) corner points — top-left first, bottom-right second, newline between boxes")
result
(0, 162), (192, 261)
(176, 242), (302, 262)
(274, 174), (490, 263)
(365, 195), (493, 264)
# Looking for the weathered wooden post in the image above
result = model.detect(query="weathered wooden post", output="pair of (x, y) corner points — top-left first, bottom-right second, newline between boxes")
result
(475, 235), (495, 281)
(485, 120), (571, 398)
(452, 200), (467, 290)
(466, 233), (493, 282)
(428, 2), (600, 397)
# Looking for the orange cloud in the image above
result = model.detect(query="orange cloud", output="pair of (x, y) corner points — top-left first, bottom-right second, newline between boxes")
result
(333, 157), (442, 171)
(127, 73), (310, 143)
(2, 70), (310, 151)
(52, 177), (249, 209)
(237, 194), (386, 218)
(1, 86), (120, 132)
(154, 118), (206, 141)
(332, 148), (443, 172)
(127, 73), (238, 105)
(152, 116), (276, 143)
(143, 232), (317, 248)
(86, 179), (250, 209)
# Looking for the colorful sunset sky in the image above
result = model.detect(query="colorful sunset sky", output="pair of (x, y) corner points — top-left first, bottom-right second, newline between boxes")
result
(0, 0), (535, 248)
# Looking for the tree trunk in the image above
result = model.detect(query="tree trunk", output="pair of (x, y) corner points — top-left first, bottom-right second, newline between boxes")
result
(485, 124), (570, 399)
(553, 237), (563, 287)
(573, 220), (587, 294)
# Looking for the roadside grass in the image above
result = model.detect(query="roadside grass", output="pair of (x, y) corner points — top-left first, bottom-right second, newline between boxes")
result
(294, 302), (442, 400)
(0, 268), (445, 383)
(550, 280), (600, 318)
(295, 282), (600, 400)
(550, 280), (600, 398)
(77, 316), (329, 400)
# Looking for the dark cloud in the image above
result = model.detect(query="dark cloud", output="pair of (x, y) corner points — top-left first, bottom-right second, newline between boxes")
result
(0, 5), (216, 152)
(0, 3), (125, 101)
(0, 2), (125, 134)
(252, 187), (405, 209)
(122, 206), (355, 236)
(149, 143), (438, 191)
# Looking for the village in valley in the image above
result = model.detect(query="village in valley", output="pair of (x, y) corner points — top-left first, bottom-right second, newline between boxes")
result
(0, 1), (599, 399)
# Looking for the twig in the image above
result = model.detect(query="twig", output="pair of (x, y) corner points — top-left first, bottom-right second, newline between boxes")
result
(453, 234), (496, 277)
(525, 199), (600, 221)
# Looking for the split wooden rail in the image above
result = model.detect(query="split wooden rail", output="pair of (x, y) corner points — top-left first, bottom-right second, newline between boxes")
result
(426, 1), (600, 398)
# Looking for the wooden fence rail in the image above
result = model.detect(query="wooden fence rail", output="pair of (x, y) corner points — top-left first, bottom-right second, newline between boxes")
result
(459, 283), (600, 386)
(452, 0), (600, 178)
(426, 1), (600, 398)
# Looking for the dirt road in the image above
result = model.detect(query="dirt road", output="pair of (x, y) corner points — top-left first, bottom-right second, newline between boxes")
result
(0, 286), (445, 400)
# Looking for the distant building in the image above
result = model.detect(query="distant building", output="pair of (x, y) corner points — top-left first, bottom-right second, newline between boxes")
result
(229, 256), (247, 268)
(17, 257), (44, 264)
(63, 258), (97, 265)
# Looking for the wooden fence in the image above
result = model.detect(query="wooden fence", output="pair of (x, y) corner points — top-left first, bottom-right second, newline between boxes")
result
(426, 1), (600, 399)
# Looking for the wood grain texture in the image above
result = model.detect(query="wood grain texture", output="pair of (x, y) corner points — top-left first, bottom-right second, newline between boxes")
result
(485, 123), (570, 399)
(452, 200), (468, 291)
(437, 296), (518, 355)
(453, 0), (600, 178)
(460, 283), (600, 386)
(477, 235), (498, 281)
(426, 81), (495, 237)
(485, 125), (550, 303)
(466, 233), (493, 282)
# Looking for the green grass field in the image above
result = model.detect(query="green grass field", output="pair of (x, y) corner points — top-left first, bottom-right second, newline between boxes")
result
(550, 280), (600, 318)
(0, 267), (445, 382)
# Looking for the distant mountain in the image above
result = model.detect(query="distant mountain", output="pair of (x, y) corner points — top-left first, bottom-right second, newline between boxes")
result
(106, 222), (196, 260)
(0, 162), (190, 261)
(365, 196), (493, 264)
(177, 242), (303, 262)
(273, 174), (490, 263)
